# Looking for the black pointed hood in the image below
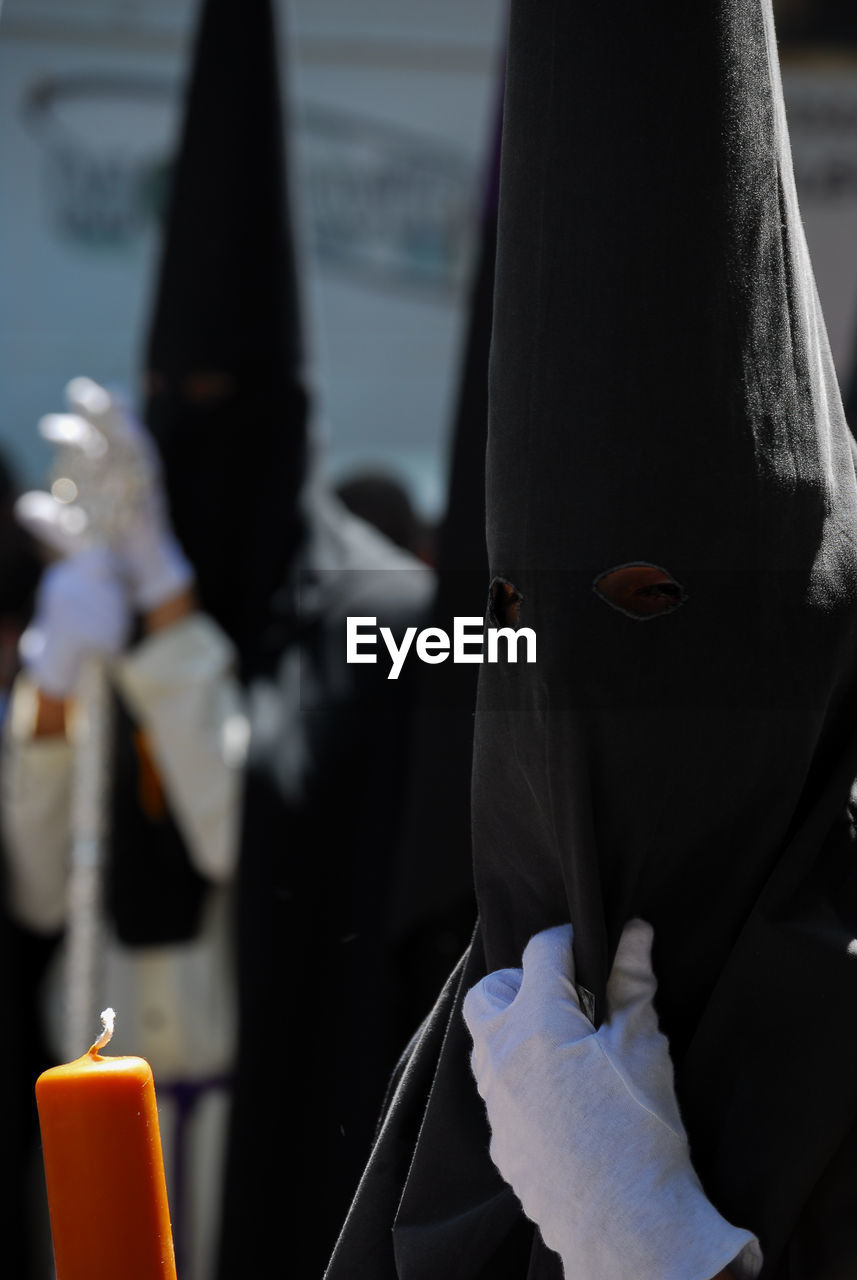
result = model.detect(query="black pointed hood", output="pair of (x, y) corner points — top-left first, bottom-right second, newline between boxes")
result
(471, 0), (857, 1259)
(325, 3), (857, 1276)
(143, 0), (307, 657)
(477, 0), (857, 1006)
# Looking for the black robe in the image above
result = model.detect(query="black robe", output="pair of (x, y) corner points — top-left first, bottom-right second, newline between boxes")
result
(218, 495), (433, 1280)
(326, 2), (857, 1277)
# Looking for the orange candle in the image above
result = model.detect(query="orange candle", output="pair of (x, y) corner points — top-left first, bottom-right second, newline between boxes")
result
(35, 1010), (177, 1280)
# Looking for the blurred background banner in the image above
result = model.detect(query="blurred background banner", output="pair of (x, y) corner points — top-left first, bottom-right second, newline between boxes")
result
(0, 0), (506, 519)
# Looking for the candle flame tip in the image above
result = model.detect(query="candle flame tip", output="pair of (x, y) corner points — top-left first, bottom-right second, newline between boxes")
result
(89, 1007), (116, 1054)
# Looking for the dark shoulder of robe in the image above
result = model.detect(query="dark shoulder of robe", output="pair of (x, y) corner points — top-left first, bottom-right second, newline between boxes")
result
(217, 495), (433, 1280)
(325, 2), (857, 1277)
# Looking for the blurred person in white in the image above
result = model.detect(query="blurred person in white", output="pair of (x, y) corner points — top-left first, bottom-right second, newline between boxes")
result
(1, 377), (241, 1280)
(2, 373), (435, 1280)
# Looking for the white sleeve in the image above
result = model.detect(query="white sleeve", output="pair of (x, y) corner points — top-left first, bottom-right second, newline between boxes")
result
(1, 677), (72, 933)
(114, 613), (246, 884)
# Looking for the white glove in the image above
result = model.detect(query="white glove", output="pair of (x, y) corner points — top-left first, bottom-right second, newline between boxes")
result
(17, 377), (193, 612)
(19, 546), (131, 697)
(463, 922), (762, 1280)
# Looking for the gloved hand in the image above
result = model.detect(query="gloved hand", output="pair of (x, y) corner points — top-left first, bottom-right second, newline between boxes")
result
(463, 922), (763, 1280)
(16, 377), (193, 612)
(18, 546), (131, 697)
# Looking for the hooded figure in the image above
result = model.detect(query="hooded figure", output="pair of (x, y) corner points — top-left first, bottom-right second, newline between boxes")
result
(108, 0), (309, 949)
(144, 0), (307, 663)
(326, 2), (857, 1277)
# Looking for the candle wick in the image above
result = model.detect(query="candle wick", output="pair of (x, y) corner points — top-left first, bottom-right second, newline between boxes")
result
(89, 1007), (116, 1055)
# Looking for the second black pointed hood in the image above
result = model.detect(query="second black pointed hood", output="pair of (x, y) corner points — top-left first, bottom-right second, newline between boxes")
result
(143, 0), (307, 657)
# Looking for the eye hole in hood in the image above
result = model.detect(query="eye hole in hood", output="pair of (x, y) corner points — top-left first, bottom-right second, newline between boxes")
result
(593, 562), (686, 620)
(488, 577), (522, 627)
